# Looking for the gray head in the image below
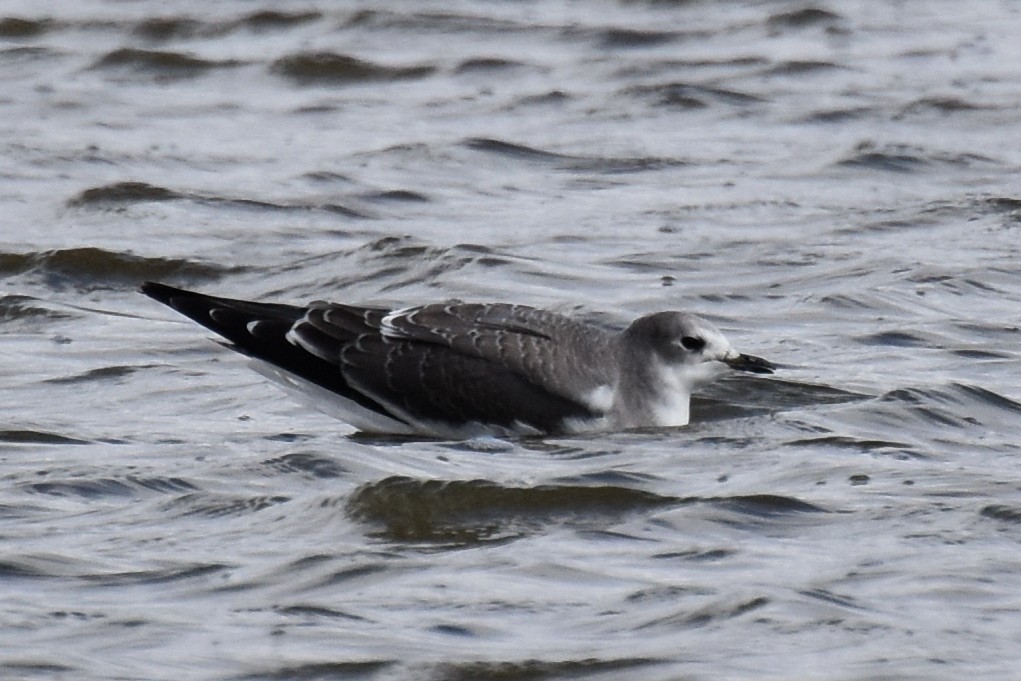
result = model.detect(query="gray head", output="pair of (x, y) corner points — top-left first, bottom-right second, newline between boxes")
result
(612, 311), (774, 428)
(624, 311), (774, 379)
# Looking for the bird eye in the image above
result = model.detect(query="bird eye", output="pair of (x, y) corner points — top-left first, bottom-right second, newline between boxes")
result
(680, 336), (705, 351)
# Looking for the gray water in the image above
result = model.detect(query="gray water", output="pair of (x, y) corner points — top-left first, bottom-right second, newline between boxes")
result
(3, 1), (1021, 679)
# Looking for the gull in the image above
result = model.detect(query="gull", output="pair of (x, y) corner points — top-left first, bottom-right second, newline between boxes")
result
(141, 282), (774, 438)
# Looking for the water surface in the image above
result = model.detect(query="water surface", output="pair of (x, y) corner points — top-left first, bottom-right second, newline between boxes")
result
(3, 1), (1021, 679)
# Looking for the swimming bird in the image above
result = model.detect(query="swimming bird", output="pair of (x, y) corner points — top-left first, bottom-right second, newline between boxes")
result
(141, 282), (774, 438)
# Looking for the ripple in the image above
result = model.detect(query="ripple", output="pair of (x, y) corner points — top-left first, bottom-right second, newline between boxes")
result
(67, 181), (183, 205)
(454, 57), (532, 74)
(766, 7), (843, 30)
(0, 295), (76, 322)
(0, 16), (55, 38)
(432, 657), (663, 681)
(67, 181), (371, 218)
(836, 142), (999, 173)
(0, 429), (90, 446)
(980, 505), (1021, 523)
(234, 660), (394, 681)
(162, 492), (291, 519)
(91, 48), (242, 80)
(260, 452), (348, 479)
(22, 475), (197, 499)
(0, 246), (232, 290)
(347, 476), (679, 544)
(463, 137), (685, 174)
(270, 52), (434, 85)
(79, 563), (229, 587)
(638, 596), (770, 630)
(597, 28), (677, 49)
(623, 81), (765, 110)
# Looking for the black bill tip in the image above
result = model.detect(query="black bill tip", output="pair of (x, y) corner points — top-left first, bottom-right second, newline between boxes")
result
(723, 353), (775, 375)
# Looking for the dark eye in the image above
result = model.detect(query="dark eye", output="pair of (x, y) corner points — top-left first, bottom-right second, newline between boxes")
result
(680, 336), (705, 351)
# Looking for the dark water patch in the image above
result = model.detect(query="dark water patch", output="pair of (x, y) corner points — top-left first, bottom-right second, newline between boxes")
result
(234, 10), (322, 32)
(898, 97), (991, 117)
(359, 188), (430, 203)
(871, 383), (1021, 429)
(43, 364), (153, 385)
(68, 180), (371, 218)
(261, 452), (348, 479)
(430, 657), (663, 681)
(639, 596), (770, 630)
(712, 494), (827, 517)
(0, 247), (231, 291)
(162, 492), (290, 518)
(698, 376), (868, 421)
(271, 51), (434, 85)
(952, 383), (1021, 416)
(949, 348), (1011, 360)
(132, 12), (316, 43)
(551, 469), (661, 487)
(346, 9), (527, 35)
(856, 330), (933, 348)
(234, 660), (394, 681)
(455, 57), (531, 74)
(68, 181), (184, 205)
(431, 623), (476, 637)
(132, 17), (205, 41)
(517, 89), (573, 106)
(767, 7), (843, 29)
(0, 553), (82, 580)
(312, 562), (392, 590)
(0, 16), (54, 38)
(623, 81), (764, 110)
(690, 395), (773, 422)
(837, 144), (929, 173)
(274, 604), (367, 621)
(302, 170), (355, 184)
(0, 559), (51, 579)
(652, 547), (737, 562)
(801, 106), (873, 123)
(464, 137), (568, 163)
(26, 478), (136, 499)
(0, 662), (77, 675)
(219, 196), (369, 218)
(80, 562), (228, 587)
(0, 429), (90, 446)
(762, 60), (841, 76)
(799, 587), (865, 611)
(598, 28), (677, 49)
(979, 196), (1021, 216)
(464, 137), (684, 174)
(263, 433), (317, 443)
(91, 48), (241, 80)
(837, 142), (999, 173)
(0, 295), (76, 322)
(347, 476), (679, 544)
(0, 45), (61, 66)
(980, 505), (1021, 523)
(881, 383), (1021, 423)
(127, 476), (199, 494)
(787, 435), (920, 458)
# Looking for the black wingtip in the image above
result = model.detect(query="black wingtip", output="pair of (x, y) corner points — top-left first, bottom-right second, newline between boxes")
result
(140, 281), (183, 305)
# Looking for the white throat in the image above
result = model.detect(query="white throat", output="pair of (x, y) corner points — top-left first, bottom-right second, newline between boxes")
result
(645, 358), (695, 427)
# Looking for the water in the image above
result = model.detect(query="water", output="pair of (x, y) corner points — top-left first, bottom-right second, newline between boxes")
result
(3, 1), (1021, 679)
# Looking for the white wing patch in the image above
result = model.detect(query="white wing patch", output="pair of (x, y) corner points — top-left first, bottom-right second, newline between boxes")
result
(379, 306), (418, 340)
(582, 384), (615, 412)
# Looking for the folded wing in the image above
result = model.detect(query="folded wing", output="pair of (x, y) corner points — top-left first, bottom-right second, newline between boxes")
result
(142, 284), (615, 434)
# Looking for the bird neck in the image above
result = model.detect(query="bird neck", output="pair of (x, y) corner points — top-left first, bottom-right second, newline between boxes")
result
(611, 353), (692, 429)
